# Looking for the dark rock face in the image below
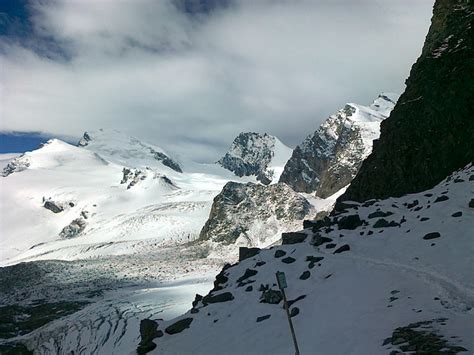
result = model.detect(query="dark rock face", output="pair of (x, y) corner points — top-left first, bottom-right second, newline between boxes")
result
(338, 0), (474, 205)
(151, 150), (182, 173)
(165, 318), (193, 335)
(337, 215), (364, 230)
(202, 292), (234, 304)
(137, 319), (161, 354)
(239, 247), (260, 261)
(0, 343), (33, 355)
(279, 95), (396, 198)
(199, 182), (313, 245)
(281, 232), (307, 245)
(218, 132), (283, 184)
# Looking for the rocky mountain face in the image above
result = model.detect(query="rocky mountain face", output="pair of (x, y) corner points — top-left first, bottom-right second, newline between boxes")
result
(279, 94), (397, 198)
(199, 182), (314, 246)
(218, 132), (292, 185)
(338, 0), (473, 204)
(2, 154), (31, 177)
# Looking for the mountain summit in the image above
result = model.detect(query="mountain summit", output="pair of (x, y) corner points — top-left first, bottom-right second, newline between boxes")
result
(78, 129), (182, 173)
(218, 132), (292, 185)
(279, 93), (398, 198)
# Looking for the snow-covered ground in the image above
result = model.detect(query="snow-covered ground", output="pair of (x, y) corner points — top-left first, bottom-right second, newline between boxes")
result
(0, 129), (342, 353)
(145, 164), (474, 355)
(0, 132), (257, 265)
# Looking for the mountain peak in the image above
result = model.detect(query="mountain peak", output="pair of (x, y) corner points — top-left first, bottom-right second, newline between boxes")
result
(218, 132), (292, 184)
(77, 129), (182, 173)
(279, 93), (398, 197)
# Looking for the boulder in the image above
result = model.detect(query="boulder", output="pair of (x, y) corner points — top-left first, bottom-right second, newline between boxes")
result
(299, 271), (310, 280)
(423, 232), (441, 240)
(274, 250), (286, 258)
(281, 232), (307, 245)
(368, 210), (393, 219)
(236, 269), (258, 284)
(137, 319), (161, 354)
(43, 201), (63, 214)
(337, 215), (364, 230)
(165, 318), (193, 335)
(202, 292), (234, 305)
(256, 315), (271, 322)
(373, 219), (399, 228)
(333, 244), (350, 254)
(434, 195), (449, 203)
(239, 247), (260, 261)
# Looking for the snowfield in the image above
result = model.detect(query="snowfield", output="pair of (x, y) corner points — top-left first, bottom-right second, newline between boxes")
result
(0, 129), (337, 353)
(145, 164), (474, 355)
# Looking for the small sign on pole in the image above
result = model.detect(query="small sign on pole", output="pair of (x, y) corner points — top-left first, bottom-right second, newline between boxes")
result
(275, 271), (300, 355)
(276, 271), (287, 289)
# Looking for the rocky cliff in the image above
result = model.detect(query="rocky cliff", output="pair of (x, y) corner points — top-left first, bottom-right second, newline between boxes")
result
(218, 132), (292, 185)
(338, 0), (473, 204)
(279, 94), (397, 198)
(199, 182), (313, 246)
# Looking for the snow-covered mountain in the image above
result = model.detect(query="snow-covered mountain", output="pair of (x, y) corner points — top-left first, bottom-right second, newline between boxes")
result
(0, 130), (243, 265)
(137, 163), (474, 355)
(218, 132), (293, 185)
(78, 129), (183, 172)
(279, 93), (398, 198)
(0, 128), (332, 353)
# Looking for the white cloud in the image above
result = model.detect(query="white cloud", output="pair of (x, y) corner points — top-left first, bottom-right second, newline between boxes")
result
(0, 0), (434, 161)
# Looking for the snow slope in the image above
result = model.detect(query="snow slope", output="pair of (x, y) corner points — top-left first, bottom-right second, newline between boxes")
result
(142, 164), (474, 355)
(0, 133), (257, 265)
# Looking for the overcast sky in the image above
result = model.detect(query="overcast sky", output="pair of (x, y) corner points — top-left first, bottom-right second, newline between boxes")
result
(0, 0), (434, 161)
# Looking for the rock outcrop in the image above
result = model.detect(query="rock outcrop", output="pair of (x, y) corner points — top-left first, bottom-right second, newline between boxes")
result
(338, 0), (473, 204)
(218, 132), (292, 185)
(199, 182), (314, 245)
(279, 94), (397, 198)
(2, 155), (31, 177)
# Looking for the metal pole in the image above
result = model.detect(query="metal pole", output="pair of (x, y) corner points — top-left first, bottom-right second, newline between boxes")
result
(276, 272), (300, 355)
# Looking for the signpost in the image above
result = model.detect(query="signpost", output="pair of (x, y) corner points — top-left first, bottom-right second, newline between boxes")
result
(276, 271), (300, 355)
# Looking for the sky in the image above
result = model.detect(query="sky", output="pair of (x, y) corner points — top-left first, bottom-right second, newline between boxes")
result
(0, 0), (434, 161)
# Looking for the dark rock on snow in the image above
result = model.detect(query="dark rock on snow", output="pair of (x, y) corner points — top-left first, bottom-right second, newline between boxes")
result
(165, 318), (193, 335)
(239, 247), (260, 261)
(282, 232), (307, 245)
(423, 232), (441, 240)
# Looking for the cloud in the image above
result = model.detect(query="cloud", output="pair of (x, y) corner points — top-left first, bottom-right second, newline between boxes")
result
(0, 0), (434, 161)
